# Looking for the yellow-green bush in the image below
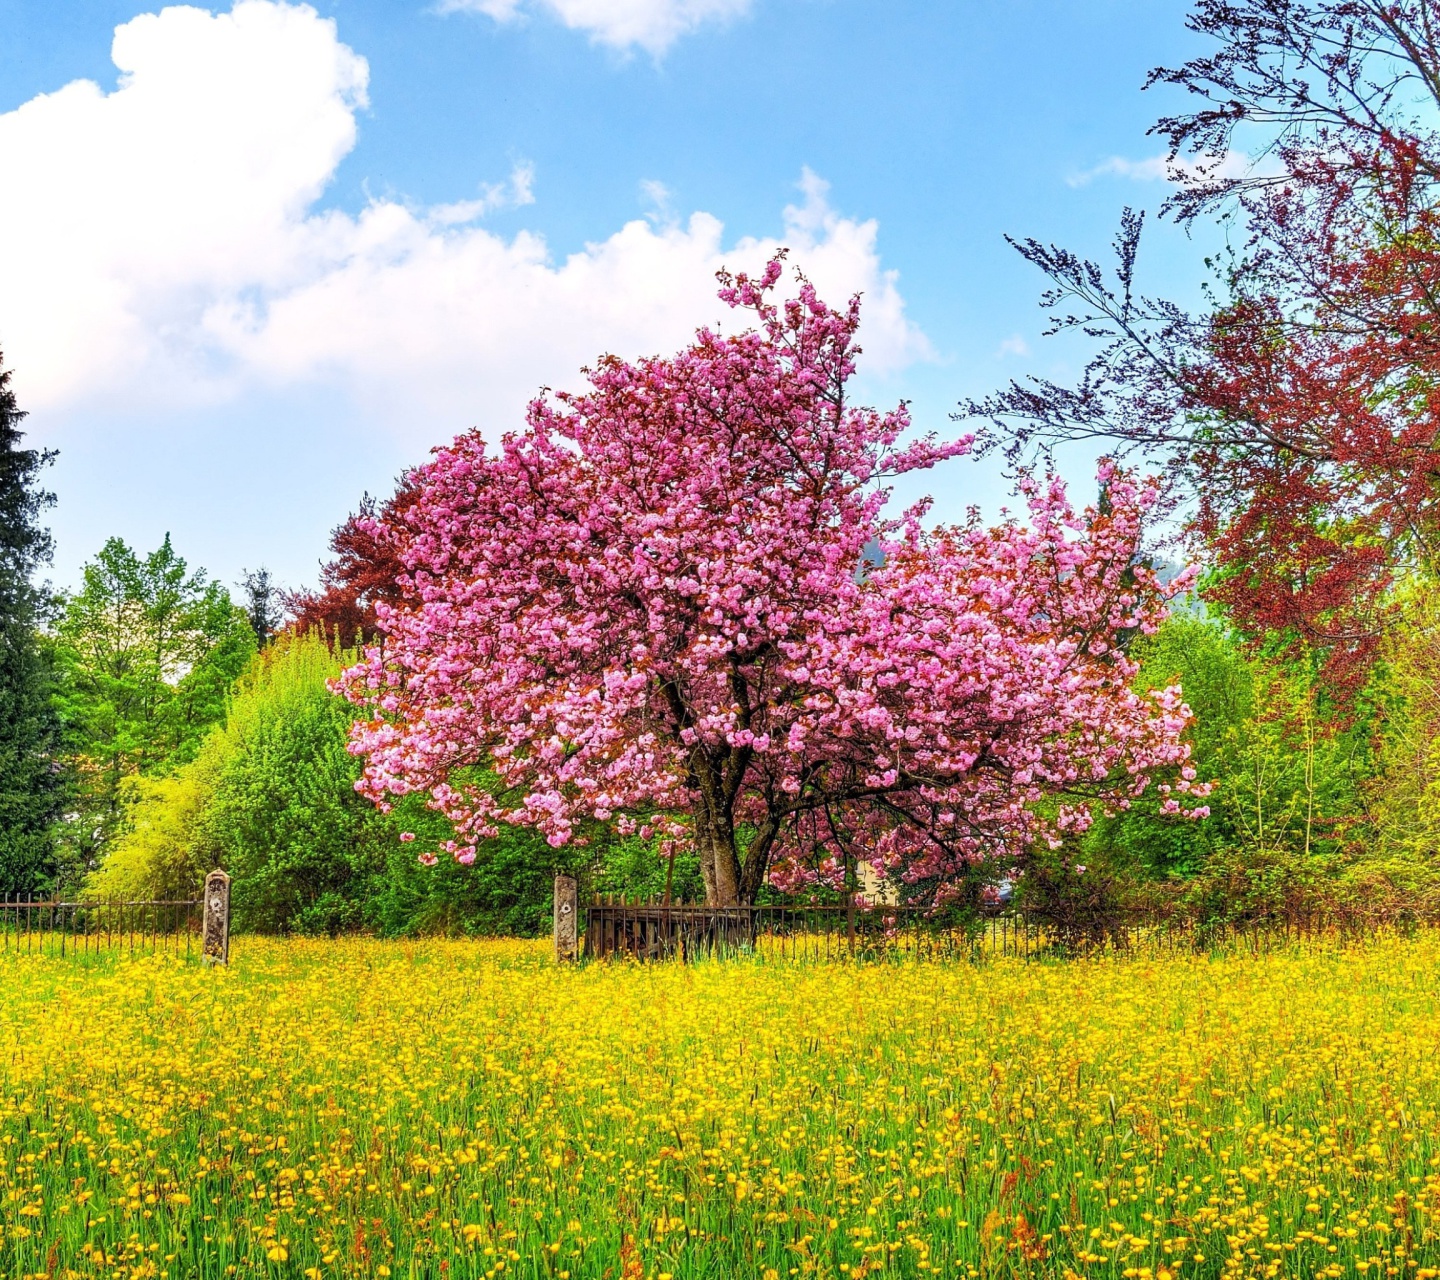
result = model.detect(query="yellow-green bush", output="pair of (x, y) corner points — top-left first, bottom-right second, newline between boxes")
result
(84, 631), (375, 927)
(84, 632), (571, 936)
(1361, 585), (1440, 896)
(84, 764), (218, 902)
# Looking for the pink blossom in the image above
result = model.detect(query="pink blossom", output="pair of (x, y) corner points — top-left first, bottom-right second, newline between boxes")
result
(340, 260), (1205, 904)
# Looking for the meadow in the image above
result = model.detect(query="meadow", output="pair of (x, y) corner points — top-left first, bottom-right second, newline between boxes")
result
(2, 936), (1439, 1280)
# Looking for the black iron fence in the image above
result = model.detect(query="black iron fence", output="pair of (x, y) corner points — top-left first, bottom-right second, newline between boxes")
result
(584, 900), (966, 961)
(0, 895), (204, 958)
(581, 897), (1416, 963)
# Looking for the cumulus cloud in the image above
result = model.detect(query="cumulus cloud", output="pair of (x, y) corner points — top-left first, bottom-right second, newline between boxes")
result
(0, 0), (368, 408)
(1066, 149), (1278, 189)
(436, 0), (752, 55)
(995, 334), (1030, 359)
(0, 0), (927, 441)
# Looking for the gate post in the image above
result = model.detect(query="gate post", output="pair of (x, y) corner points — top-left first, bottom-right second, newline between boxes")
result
(202, 869), (231, 965)
(554, 874), (579, 963)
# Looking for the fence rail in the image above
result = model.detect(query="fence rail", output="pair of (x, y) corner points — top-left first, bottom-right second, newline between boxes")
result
(580, 898), (1417, 963)
(584, 900), (1054, 962)
(0, 896), (203, 958)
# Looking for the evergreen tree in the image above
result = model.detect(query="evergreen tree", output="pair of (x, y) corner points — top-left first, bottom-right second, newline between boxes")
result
(239, 567), (282, 648)
(0, 351), (63, 892)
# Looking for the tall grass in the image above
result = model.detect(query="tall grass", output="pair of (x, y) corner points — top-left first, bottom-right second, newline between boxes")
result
(1, 934), (1438, 1277)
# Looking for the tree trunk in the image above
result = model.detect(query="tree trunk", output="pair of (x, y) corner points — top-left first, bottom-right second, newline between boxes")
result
(738, 815), (780, 904)
(694, 793), (742, 906)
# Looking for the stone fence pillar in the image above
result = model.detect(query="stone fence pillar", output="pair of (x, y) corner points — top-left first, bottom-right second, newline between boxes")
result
(202, 869), (231, 965)
(554, 874), (578, 963)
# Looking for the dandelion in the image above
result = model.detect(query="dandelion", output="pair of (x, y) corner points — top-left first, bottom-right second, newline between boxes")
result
(0, 933), (1436, 1276)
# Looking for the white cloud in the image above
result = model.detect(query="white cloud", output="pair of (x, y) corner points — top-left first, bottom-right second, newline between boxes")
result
(436, 0), (752, 55)
(1066, 149), (1279, 189)
(995, 334), (1030, 359)
(427, 160), (536, 226)
(0, 0), (368, 407)
(639, 178), (675, 224)
(0, 1), (927, 442)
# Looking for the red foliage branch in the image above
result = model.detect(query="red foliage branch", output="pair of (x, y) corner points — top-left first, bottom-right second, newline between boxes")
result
(970, 0), (1440, 707)
(284, 480), (419, 647)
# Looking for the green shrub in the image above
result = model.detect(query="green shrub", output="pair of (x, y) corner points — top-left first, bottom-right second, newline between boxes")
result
(85, 768), (216, 902)
(198, 632), (381, 932)
(86, 631), (683, 935)
(1087, 614), (1374, 880)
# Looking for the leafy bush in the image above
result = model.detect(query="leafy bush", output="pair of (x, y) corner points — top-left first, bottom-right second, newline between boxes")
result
(1014, 841), (1132, 942)
(87, 632), (686, 934)
(86, 632), (374, 927)
(199, 632), (381, 932)
(85, 767), (217, 903)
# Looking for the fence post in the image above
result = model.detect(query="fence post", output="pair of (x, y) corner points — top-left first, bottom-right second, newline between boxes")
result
(554, 873), (579, 963)
(202, 869), (231, 965)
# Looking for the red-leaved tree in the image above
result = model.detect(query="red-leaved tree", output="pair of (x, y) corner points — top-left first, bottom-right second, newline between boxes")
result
(286, 482), (419, 647)
(340, 264), (1207, 905)
(973, 0), (1440, 705)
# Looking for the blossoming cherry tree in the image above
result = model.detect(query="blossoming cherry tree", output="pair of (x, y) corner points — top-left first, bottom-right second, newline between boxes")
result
(341, 262), (1206, 904)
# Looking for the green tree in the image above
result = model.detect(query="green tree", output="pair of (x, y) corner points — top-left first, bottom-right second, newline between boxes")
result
(0, 352), (64, 893)
(1348, 582), (1440, 904)
(1087, 614), (1371, 881)
(54, 535), (254, 871)
(239, 567), (282, 649)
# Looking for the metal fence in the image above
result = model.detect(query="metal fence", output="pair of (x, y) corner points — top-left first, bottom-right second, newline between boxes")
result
(585, 900), (1056, 962)
(0, 895), (204, 958)
(581, 897), (1416, 963)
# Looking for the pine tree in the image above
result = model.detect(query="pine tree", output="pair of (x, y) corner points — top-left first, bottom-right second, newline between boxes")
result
(240, 567), (282, 648)
(0, 351), (63, 892)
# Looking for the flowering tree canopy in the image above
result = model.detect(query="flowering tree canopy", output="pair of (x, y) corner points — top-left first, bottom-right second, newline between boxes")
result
(340, 262), (1207, 905)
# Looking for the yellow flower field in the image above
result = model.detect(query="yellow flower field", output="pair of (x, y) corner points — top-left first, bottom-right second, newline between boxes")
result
(2, 934), (1439, 1279)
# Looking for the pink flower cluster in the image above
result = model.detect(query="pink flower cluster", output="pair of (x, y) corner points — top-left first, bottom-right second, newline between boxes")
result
(339, 261), (1208, 902)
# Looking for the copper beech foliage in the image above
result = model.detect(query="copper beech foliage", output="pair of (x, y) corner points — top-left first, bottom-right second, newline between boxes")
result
(285, 483), (419, 649)
(971, 0), (1440, 706)
(335, 264), (1207, 906)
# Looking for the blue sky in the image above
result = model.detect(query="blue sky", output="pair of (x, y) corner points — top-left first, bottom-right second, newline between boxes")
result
(0, 0), (1213, 597)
